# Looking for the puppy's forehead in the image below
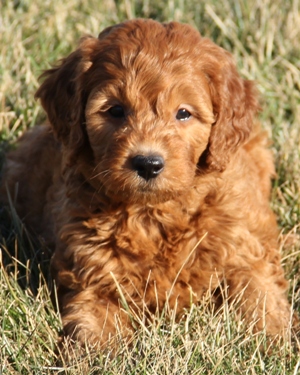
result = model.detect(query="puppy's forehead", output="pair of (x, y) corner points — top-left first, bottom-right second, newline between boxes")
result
(88, 20), (202, 76)
(85, 20), (209, 101)
(98, 19), (202, 53)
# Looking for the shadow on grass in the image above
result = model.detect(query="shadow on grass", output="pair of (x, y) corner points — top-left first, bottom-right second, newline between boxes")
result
(0, 198), (53, 295)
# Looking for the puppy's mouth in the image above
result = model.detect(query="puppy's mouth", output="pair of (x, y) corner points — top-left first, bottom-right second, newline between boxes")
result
(93, 152), (190, 204)
(103, 178), (173, 205)
(124, 153), (168, 203)
(100, 153), (179, 204)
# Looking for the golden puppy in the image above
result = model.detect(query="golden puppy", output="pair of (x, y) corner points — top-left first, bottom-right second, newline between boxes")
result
(2, 19), (294, 347)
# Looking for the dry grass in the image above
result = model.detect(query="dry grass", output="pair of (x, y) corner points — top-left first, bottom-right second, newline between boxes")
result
(0, 0), (299, 373)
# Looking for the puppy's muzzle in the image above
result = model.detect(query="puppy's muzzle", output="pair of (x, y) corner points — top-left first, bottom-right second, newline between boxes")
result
(131, 155), (164, 181)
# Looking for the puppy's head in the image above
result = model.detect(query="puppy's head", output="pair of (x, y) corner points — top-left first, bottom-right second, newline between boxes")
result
(35, 19), (259, 204)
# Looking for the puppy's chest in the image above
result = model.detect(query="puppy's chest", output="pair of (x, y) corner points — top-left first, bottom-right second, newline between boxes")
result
(88, 205), (199, 266)
(79, 205), (221, 302)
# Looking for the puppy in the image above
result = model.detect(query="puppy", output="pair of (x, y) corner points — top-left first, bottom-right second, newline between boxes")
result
(1, 19), (294, 347)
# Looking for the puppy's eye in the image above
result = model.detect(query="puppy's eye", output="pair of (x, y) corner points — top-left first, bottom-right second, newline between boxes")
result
(176, 108), (191, 121)
(108, 105), (125, 118)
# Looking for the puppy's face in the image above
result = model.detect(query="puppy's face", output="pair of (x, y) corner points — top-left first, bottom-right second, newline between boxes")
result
(36, 20), (259, 204)
(85, 46), (214, 203)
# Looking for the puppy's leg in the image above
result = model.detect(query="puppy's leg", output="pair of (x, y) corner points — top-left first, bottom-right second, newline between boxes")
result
(226, 262), (292, 336)
(59, 289), (132, 348)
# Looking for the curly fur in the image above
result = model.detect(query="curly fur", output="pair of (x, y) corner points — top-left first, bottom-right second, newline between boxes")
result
(1, 19), (295, 347)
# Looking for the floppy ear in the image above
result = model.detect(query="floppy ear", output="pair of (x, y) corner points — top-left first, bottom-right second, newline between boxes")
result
(35, 36), (99, 148)
(200, 40), (260, 172)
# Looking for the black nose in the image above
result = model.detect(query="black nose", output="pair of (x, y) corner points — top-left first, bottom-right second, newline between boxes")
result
(131, 155), (165, 181)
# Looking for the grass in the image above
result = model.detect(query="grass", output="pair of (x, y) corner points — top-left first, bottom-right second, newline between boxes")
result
(0, 0), (299, 373)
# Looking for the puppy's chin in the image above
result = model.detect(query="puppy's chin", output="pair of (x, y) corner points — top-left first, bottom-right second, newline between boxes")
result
(103, 184), (181, 206)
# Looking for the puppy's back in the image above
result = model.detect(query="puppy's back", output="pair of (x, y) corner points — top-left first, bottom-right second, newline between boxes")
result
(1, 125), (61, 236)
